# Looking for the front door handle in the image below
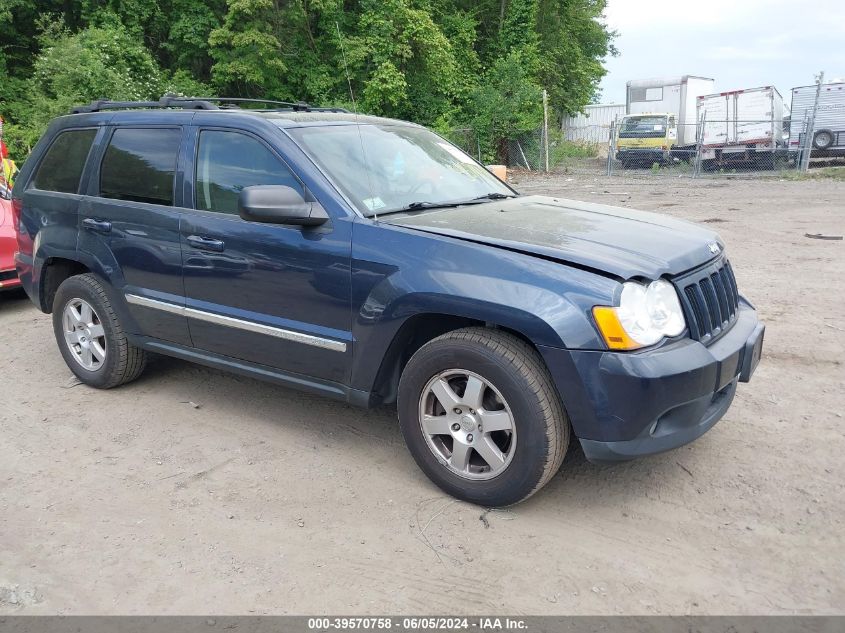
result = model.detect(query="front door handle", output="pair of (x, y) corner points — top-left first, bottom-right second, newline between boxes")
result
(186, 235), (226, 252)
(82, 218), (112, 233)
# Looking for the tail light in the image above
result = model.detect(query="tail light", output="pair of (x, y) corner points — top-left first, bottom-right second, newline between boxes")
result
(11, 197), (22, 232)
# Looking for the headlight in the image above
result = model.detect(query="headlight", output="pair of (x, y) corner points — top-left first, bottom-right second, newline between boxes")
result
(593, 280), (686, 350)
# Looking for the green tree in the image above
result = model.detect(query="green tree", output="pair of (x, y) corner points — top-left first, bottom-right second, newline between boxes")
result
(354, 0), (462, 121)
(208, 0), (287, 98)
(0, 0), (616, 162)
(536, 0), (616, 114)
(165, 0), (225, 80)
(468, 49), (544, 162)
(4, 21), (208, 153)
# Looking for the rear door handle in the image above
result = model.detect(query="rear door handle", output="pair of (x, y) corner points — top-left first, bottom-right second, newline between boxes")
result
(186, 235), (226, 252)
(82, 218), (112, 233)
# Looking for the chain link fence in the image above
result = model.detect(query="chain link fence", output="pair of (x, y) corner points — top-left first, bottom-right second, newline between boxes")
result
(443, 126), (607, 175)
(440, 128), (482, 163)
(606, 120), (799, 178)
(444, 73), (843, 179)
(444, 120), (829, 178)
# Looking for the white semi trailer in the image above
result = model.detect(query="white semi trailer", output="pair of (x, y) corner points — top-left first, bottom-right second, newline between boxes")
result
(788, 81), (845, 159)
(697, 86), (785, 168)
(625, 75), (715, 149)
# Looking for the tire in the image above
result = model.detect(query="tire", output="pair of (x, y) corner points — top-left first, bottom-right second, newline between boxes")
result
(813, 130), (834, 150)
(52, 273), (147, 389)
(398, 327), (569, 506)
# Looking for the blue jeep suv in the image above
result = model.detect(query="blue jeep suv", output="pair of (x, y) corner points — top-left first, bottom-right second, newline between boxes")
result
(12, 97), (764, 506)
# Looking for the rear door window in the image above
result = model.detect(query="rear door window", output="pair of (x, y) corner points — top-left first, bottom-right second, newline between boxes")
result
(32, 129), (97, 193)
(99, 128), (181, 205)
(195, 129), (303, 215)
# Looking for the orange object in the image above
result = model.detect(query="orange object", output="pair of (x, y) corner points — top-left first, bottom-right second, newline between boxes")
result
(592, 306), (642, 350)
(486, 164), (507, 181)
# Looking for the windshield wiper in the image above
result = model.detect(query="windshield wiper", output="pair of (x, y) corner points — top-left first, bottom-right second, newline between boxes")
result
(405, 201), (455, 210)
(377, 200), (476, 216)
(376, 193), (516, 217)
(471, 192), (516, 201)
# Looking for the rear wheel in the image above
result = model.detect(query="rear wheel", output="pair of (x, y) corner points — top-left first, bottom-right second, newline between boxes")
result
(813, 129), (834, 150)
(52, 273), (147, 389)
(398, 327), (569, 506)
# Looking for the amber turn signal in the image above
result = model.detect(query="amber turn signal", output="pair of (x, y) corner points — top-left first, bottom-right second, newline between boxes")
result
(592, 306), (643, 351)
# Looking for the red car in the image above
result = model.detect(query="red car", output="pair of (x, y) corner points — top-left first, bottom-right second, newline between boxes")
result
(0, 192), (21, 290)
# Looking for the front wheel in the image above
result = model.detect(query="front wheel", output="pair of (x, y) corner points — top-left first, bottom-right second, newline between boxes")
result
(398, 328), (569, 506)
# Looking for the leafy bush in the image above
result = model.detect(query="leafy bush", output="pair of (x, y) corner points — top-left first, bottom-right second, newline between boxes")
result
(3, 21), (210, 154)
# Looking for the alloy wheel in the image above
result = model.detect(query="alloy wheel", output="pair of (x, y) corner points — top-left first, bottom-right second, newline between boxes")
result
(418, 369), (516, 480)
(62, 298), (107, 371)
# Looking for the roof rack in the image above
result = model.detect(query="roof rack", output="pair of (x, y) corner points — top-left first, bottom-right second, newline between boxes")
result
(71, 95), (350, 114)
(71, 96), (218, 114)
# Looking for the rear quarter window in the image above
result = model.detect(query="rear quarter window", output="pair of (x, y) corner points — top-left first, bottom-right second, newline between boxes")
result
(99, 128), (181, 205)
(31, 129), (97, 194)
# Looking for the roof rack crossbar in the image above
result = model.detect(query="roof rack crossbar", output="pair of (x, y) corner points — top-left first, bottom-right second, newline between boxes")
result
(247, 107), (352, 113)
(70, 95), (351, 115)
(169, 97), (349, 113)
(71, 96), (220, 114)
(184, 97), (313, 111)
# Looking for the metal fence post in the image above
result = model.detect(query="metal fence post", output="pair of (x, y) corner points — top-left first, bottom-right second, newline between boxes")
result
(693, 111), (706, 178)
(800, 71), (824, 173)
(542, 89), (550, 172)
(606, 119), (615, 176)
(796, 112), (809, 171)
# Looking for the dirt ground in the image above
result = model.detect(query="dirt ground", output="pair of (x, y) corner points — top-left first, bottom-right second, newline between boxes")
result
(1, 175), (843, 615)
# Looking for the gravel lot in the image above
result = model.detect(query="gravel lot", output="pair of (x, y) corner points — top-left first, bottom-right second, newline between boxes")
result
(1, 175), (843, 615)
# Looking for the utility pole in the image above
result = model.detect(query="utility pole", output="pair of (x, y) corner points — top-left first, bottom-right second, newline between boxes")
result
(542, 89), (550, 172)
(800, 70), (824, 172)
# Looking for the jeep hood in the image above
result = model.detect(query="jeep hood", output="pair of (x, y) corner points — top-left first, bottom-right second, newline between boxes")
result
(385, 195), (723, 279)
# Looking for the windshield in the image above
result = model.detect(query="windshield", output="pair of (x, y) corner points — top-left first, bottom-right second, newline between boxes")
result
(287, 124), (512, 216)
(618, 115), (669, 139)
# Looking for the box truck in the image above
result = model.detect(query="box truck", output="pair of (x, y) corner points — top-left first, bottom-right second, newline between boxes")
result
(617, 75), (715, 165)
(697, 85), (785, 168)
(788, 81), (845, 159)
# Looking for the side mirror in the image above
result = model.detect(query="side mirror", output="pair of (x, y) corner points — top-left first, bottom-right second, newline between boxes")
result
(238, 185), (329, 227)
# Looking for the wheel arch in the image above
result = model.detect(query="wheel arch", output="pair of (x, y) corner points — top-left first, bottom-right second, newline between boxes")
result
(38, 257), (91, 313)
(365, 312), (551, 406)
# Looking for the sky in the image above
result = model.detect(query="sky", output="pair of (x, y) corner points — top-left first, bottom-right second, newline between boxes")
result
(598, 0), (845, 110)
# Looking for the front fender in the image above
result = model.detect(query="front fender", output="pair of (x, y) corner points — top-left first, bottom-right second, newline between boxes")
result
(349, 219), (617, 392)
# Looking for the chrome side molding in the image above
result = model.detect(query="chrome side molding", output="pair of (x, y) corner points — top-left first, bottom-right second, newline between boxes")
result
(125, 294), (348, 352)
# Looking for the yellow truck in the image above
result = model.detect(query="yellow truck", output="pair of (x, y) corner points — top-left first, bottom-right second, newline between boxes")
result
(617, 76), (715, 167)
(614, 113), (677, 167)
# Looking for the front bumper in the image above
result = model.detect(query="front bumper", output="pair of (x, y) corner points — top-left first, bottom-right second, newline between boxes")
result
(616, 147), (670, 162)
(539, 299), (764, 463)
